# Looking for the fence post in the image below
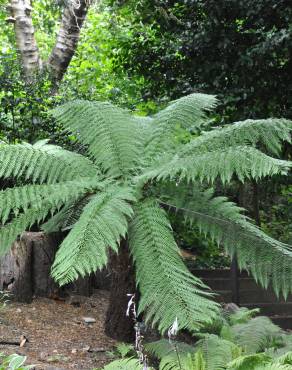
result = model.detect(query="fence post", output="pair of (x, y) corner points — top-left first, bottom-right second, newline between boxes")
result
(231, 256), (239, 305)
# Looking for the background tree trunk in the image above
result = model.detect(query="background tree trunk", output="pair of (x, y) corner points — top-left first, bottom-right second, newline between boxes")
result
(104, 240), (136, 342)
(8, 0), (41, 78)
(48, 0), (90, 85)
(7, 0), (91, 86)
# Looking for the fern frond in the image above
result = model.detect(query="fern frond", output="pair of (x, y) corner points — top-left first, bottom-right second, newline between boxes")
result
(182, 118), (292, 157)
(226, 353), (272, 370)
(0, 142), (97, 183)
(51, 100), (143, 177)
(145, 339), (194, 360)
(195, 334), (241, 370)
(144, 93), (217, 162)
(230, 317), (282, 354)
(0, 179), (101, 255)
(154, 93), (217, 130)
(139, 146), (291, 185)
(51, 185), (135, 285)
(160, 184), (292, 297)
(129, 199), (219, 334)
(102, 358), (146, 370)
(275, 351), (292, 365)
(228, 307), (260, 325)
(0, 203), (56, 255)
(42, 195), (92, 233)
(254, 365), (292, 370)
(0, 178), (97, 225)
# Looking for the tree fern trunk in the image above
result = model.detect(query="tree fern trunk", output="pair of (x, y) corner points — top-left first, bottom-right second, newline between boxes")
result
(104, 240), (136, 342)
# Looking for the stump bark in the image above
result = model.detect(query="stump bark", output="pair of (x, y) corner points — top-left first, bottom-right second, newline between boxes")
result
(0, 234), (33, 302)
(104, 241), (136, 342)
(0, 231), (94, 302)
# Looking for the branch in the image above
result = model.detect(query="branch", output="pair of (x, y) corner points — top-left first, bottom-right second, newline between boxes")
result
(47, 0), (91, 84)
(8, 0), (41, 78)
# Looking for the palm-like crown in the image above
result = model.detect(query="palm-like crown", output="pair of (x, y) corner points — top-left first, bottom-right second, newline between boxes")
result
(0, 94), (292, 333)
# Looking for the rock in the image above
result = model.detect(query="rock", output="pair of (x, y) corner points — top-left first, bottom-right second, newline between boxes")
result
(82, 317), (96, 324)
(88, 347), (106, 353)
(67, 295), (87, 307)
(81, 345), (90, 352)
(223, 303), (239, 314)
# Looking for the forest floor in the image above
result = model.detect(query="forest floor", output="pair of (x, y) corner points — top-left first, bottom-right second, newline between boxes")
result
(0, 290), (117, 370)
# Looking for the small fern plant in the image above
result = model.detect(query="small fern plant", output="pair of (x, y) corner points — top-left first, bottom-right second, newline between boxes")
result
(0, 94), (292, 334)
(144, 307), (292, 370)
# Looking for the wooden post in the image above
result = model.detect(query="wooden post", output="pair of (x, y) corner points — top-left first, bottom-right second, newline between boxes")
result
(231, 256), (239, 305)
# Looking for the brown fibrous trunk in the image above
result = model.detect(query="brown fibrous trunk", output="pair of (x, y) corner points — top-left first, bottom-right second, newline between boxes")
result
(104, 240), (136, 342)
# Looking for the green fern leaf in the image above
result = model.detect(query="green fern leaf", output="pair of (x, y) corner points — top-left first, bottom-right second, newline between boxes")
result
(226, 353), (272, 370)
(160, 184), (292, 297)
(195, 334), (241, 370)
(51, 100), (143, 177)
(182, 118), (292, 157)
(231, 317), (282, 354)
(101, 358), (147, 370)
(0, 178), (98, 225)
(0, 179), (99, 255)
(51, 185), (135, 285)
(139, 146), (291, 185)
(129, 199), (219, 333)
(0, 142), (97, 183)
(144, 93), (217, 162)
(145, 339), (194, 360)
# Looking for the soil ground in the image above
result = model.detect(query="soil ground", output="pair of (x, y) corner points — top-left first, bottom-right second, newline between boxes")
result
(0, 290), (117, 370)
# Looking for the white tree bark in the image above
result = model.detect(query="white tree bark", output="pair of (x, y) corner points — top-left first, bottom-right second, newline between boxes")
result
(7, 0), (91, 85)
(8, 0), (41, 78)
(48, 0), (90, 83)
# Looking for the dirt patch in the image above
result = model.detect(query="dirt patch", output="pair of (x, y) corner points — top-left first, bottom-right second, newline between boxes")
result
(0, 290), (117, 370)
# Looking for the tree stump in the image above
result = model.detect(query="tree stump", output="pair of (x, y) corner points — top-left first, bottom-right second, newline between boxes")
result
(0, 234), (33, 303)
(0, 231), (95, 302)
(29, 232), (63, 297)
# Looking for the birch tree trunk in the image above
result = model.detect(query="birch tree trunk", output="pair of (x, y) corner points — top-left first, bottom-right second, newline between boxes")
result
(8, 0), (41, 78)
(7, 0), (91, 86)
(48, 0), (90, 84)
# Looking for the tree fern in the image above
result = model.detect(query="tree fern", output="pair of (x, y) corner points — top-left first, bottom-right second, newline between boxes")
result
(129, 199), (219, 333)
(0, 93), (292, 335)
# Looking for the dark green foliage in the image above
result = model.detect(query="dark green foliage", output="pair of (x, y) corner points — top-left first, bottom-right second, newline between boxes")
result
(104, 0), (292, 121)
